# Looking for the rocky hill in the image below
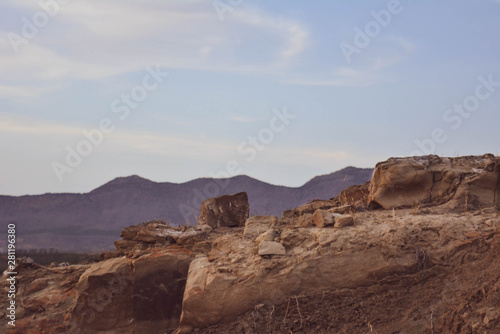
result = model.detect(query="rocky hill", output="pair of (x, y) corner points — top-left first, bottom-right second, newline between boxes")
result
(0, 167), (372, 252)
(1, 154), (499, 333)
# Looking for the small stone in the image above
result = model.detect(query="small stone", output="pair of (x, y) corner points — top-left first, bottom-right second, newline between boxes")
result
(328, 205), (352, 214)
(255, 229), (276, 243)
(258, 241), (286, 256)
(334, 215), (354, 228)
(312, 210), (335, 228)
(200, 224), (213, 234)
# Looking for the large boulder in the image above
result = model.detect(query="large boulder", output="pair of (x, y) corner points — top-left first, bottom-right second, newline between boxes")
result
(69, 257), (134, 332)
(70, 252), (192, 333)
(198, 192), (250, 228)
(368, 154), (500, 210)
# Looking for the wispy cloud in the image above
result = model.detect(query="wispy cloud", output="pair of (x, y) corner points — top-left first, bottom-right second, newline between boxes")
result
(1, 0), (309, 98)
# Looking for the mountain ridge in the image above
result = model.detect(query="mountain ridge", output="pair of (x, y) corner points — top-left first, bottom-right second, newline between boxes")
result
(0, 167), (372, 251)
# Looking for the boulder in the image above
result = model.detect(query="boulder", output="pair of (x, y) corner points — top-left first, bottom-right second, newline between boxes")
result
(198, 192), (250, 228)
(258, 241), (286, 256)
(334, 214), (355, 228)
(368, 154), (500, 210)
(243, 216), (278, 238)
(312, 209), (335, 228)
(70, 252), (192, 333)
(70, 257), (134, 332)
(298, 213), (314, 227)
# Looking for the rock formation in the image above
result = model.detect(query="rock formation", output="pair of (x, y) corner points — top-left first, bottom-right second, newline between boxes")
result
(368, 154), (500, 210)
(198, 192), (250, 228)
(2, 155), (500, 333)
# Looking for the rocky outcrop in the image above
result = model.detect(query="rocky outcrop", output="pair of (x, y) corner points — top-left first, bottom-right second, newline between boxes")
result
(70, 251), (192, 333)
(198, 192), (250, 228)
(368, 154), (500, 210)
(4, 155), (500, 334)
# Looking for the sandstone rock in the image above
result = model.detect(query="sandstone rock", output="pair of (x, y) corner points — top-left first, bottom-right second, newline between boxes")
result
(312, 209), (335, 228)
(338, 182), (370, 207)
(328, 205), (353, 214)
(255, 229), (276, 243)
(199, 224), (213, 234)
(70, 252), (192, 333)
(243, 215), (278, 238)
(298, 213), (314, 227)
(334, 214), (354, 228)
(70, 257), (134, 331)
(120, 224), (203, 246)
(258, 241), (286, 256)
(368, 154), (500, 210)
(285, 200), (337, 218)
(198, 192), (250, 228)
(178, 248), (417, 331)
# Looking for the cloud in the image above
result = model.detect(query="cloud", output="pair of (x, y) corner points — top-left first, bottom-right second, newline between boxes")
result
(0, 0), (309, 92)
(1, 113), (353, 169)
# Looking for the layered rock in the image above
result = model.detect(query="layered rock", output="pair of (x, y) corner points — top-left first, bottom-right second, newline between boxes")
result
(69, 251), (192, 333)
(4, 155), (500, 334)
(198, 192), (250, 228)
(368, 154), (500, 210)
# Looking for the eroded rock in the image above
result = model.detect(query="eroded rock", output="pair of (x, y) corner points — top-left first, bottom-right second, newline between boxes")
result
(312, 209), (335, 228)
(368, 154), (500, 210)
(258, 241), (286, 256)
(198, 192), (250, 228)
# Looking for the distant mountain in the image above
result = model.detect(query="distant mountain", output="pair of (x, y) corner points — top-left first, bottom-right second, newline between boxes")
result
(0, 167), (372, 252)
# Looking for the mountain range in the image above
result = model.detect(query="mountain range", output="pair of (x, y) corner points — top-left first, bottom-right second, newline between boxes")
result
(0, 167), (372, 252)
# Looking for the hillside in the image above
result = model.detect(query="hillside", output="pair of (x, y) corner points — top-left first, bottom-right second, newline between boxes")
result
(0, 167), (372, 252)
(2, 154), (499, 333)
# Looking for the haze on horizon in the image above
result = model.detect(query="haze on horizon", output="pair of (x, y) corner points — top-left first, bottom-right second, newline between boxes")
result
(1, 0), (499, 196)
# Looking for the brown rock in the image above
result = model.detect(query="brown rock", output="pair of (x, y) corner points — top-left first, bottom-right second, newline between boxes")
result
(198, 192), (250, 228)
(334, 214), (354, 228)
(328, 205), (353, 214)
(368, 154), (500, 210)
(70, 257), (134, 331)
(338, 182), (370, 207)
(255, 229), (277, 243)
(243, 216), (278, 238)
(298, 213), (314, 227)
(312, 210), (335, 228)
(258, 241), (286, 256)
(465, 231), (480, 239)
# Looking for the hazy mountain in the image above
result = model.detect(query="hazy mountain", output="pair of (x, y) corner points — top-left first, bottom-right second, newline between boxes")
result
(0, 167), (372, 251)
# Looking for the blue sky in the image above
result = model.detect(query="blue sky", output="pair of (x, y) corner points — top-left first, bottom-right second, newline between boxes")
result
(1, 0), (499, 195)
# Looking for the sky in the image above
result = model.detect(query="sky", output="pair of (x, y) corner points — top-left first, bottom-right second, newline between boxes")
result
(1, 0), (500, 196)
